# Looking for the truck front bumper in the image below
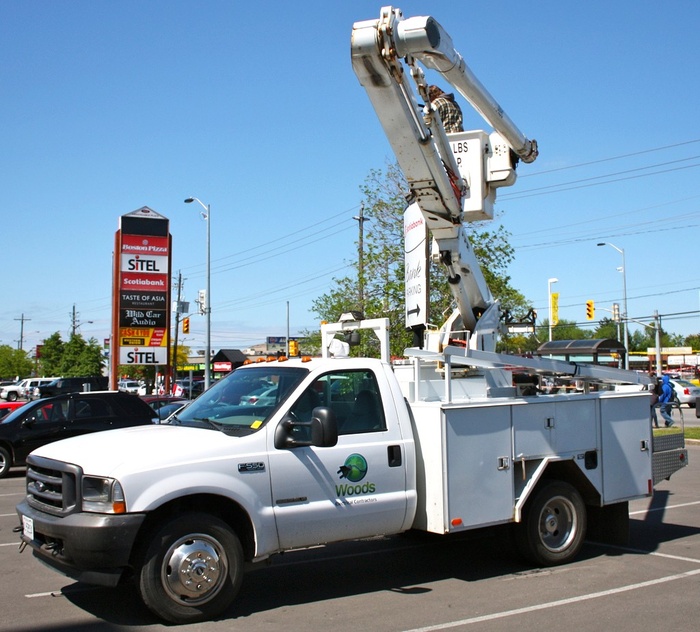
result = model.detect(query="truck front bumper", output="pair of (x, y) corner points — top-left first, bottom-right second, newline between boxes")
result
(16, 499), (146, 587)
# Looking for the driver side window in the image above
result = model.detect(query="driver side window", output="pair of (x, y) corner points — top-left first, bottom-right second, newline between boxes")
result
(30, 401), (67, 424)
(291, 369), (386, 436)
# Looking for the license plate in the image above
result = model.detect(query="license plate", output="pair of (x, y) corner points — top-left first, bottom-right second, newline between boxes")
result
(22, 515), (34, 541)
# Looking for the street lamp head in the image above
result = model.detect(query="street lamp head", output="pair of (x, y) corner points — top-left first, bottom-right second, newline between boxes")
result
(184, 197), (194, 203)
(548, 277), (558, 284)
(596, 242), (605, 247)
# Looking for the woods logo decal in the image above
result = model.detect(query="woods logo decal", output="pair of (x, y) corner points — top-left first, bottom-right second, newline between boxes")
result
(336, 453), (376, 496)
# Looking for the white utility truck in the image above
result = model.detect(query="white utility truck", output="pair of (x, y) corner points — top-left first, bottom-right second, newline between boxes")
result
(16, 7), (686, 624)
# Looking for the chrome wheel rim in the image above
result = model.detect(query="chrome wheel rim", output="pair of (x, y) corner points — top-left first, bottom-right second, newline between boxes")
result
(161, 533), (228, 605)
(537, 494), (577, 553)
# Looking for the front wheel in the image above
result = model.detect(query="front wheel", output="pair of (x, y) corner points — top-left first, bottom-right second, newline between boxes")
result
(137, 512), (244, 624)
(7, 392), (17, 402)
(515, 481), (586, 566)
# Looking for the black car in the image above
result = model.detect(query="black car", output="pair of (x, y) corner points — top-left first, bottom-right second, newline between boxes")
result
(0, 391), (158, 478)
(37, 376), (108, 399)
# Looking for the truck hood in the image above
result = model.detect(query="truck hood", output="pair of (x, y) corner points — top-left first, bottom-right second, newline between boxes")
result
(30, 424), (248, 478)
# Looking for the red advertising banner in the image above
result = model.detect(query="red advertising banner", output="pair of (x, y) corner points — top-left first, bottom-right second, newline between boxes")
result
(120, 272), (168, 292)
(120, 234), (170, 255)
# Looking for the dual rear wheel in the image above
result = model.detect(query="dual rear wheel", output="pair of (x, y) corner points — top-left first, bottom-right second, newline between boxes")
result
(515, 481), (587, 566)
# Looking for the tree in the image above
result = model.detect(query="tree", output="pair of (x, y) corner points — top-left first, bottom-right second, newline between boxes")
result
(0, 344), (33, 379)
(37, 332), (64, 376)
(36, 332), (104, 377)
(684, 333), (700, 350)
(59, 334), (105, 377)
(593, 318), (620, 341)
(309, 163), (532, 358)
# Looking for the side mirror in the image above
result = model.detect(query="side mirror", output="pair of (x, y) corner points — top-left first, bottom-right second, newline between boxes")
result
(274, 406), (338, 449)
(310, 407), (339, 447)
(22, 416), (36, 428)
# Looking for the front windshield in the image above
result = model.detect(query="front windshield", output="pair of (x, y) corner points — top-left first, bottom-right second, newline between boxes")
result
(169, 365), (308, 435)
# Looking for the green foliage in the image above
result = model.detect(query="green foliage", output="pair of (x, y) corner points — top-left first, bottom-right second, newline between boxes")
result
(593, 318), (620, 341)
(308, 163), (534, 358)
(37, 332), (64, 376)
(36, 332), (104, 377)
(0, 344), (33, 379)
(59, 334), (105, 377)
(684, 333), (700, 350)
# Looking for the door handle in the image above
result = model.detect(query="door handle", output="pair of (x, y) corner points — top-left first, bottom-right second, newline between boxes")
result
(387, 445), (402, 467)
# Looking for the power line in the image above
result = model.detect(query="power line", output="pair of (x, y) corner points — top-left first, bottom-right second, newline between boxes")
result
(520, 138), (700, 178)
(502, 160), (700, 200)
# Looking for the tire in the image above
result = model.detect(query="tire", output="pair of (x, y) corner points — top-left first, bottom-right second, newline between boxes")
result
(7, 392), (17, 402)
(0, 446), (12, 479)
(137, 512), (244, 624)
(515, 481), (586, 566)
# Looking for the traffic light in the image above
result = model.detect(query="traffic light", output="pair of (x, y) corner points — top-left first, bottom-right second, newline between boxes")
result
(182, 317), (190, 334)
(289, 339), (299, 356)
(585, 300), (595, 321)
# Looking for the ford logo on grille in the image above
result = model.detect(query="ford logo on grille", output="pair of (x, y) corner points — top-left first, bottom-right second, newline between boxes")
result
(35, 481), (46, 493)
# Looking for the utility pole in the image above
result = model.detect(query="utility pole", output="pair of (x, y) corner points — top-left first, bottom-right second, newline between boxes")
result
(70, 304), (92, 338)
(71, 304), (78, 336)
(654, 310), (662, 376)
(172, 271), (184, 385)
(15, 313), (30, 351)
(353, 204), (369, 314)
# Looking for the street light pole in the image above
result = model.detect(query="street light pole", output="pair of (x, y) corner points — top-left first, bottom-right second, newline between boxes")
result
(597, 242), (629, 370)
(547, 277), (558, 341)
(185, 197), (211, 389)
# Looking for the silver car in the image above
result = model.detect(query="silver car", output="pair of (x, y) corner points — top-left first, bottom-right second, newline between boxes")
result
(670, 379), (700, 407)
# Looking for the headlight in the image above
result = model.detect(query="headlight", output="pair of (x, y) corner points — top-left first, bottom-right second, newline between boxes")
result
(82, 476), (127, 514)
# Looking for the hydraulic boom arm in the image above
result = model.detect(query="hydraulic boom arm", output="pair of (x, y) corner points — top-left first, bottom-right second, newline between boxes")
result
(351, 6), (538, 351)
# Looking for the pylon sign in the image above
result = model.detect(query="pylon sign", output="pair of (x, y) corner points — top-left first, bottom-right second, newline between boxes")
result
(112, 207), (171, 372)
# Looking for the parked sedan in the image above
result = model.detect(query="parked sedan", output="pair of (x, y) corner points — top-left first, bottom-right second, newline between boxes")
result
(0, 391), (158, 478)
(670, 379), (700, 407)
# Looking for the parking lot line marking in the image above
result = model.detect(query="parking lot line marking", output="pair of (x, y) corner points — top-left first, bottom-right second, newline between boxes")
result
(595, 544), (700, 565)
(402, 568), (700, 632)
(0, 493), (23, 497)
(630, 500), (700, 516)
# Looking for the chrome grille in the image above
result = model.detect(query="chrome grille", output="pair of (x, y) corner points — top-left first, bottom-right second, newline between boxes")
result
(26, 456), (81, 516)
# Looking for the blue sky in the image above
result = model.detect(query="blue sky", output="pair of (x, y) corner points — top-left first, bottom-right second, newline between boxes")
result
(2, 0), (699, 357)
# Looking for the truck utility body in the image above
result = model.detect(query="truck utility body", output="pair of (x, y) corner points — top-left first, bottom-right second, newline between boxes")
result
(16, 6), (686, 625)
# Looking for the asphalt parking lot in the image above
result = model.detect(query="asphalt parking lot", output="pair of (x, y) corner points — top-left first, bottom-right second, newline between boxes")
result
(0, 443), (698, 632)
